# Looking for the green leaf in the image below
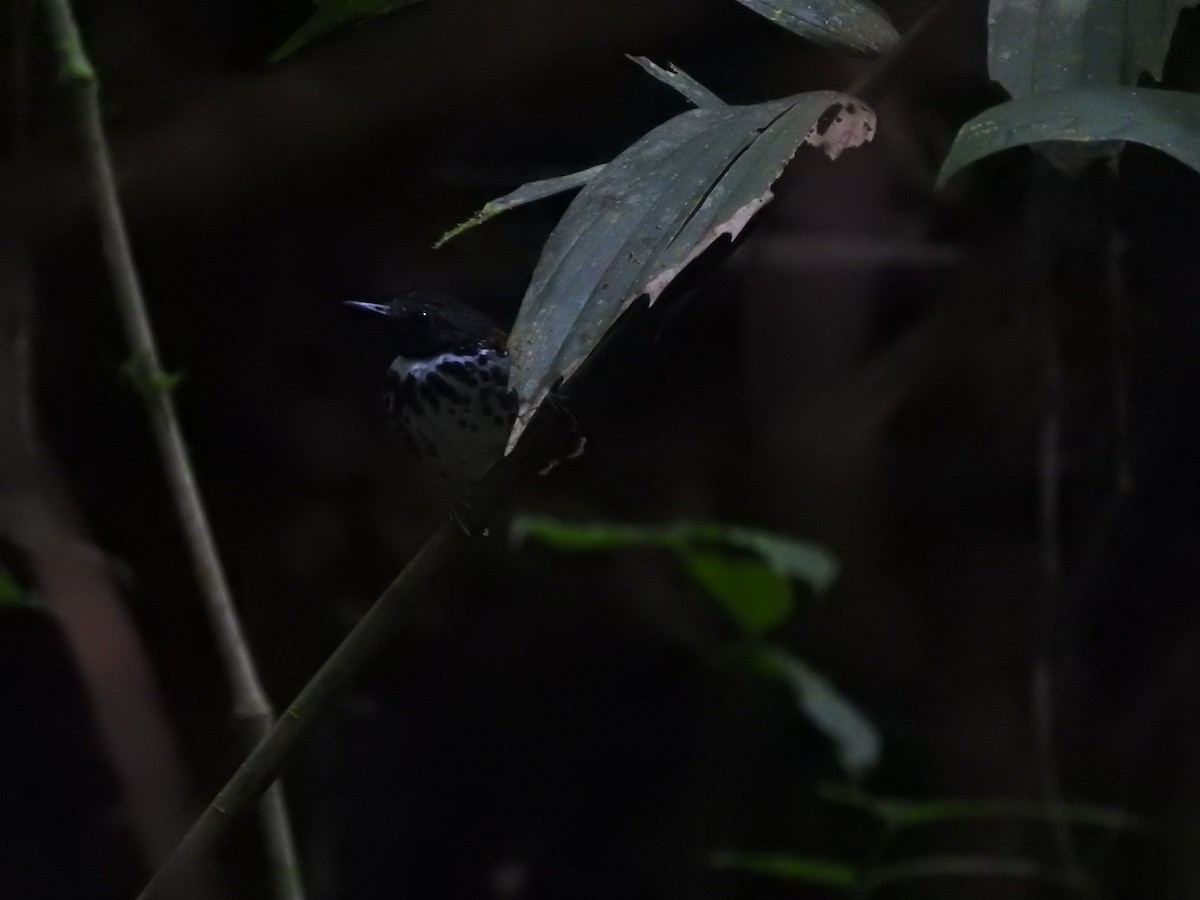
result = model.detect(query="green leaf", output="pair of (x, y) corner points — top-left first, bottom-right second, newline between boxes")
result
(938, 87), (1200, 185)
(989, 0), (1125, 98)
(626, 56), (727, 108)
(0, 570), (26, 608)
(754, 647), (881, 779)
(511, 518), (838, 633)
(867, 855), (1083, 891)
(712, 850), (860, 890)
(717, 525), (839, 592)
(513, 518), (837, 591)
(510, 518), (662, 552)
(1131, 2), (1196, 81)
(818, 785), (1151, 832)
(270, 0), (426, 62)
(434, 165), (606, 248)
(505, 92), (874, 446)
(987, 0), (1195, 97)
(730, 0), (899, 56)
(681, 550), (793, 636)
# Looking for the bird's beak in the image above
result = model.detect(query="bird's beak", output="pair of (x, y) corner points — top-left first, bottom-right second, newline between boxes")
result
(343, 300), (391, 317)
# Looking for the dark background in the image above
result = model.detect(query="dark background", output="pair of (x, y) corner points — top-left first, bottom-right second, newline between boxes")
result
(2, 0), (1200, 897)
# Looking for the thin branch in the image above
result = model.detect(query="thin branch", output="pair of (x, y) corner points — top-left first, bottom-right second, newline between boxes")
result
(39, 2), (305, 898)
(1104, 152), (1132, 498)
(136, 403), (577, 899)
(1029, 162), (1087, 893)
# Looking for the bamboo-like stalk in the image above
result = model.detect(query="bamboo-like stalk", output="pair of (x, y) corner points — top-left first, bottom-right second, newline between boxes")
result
(39, 2), (305, 897)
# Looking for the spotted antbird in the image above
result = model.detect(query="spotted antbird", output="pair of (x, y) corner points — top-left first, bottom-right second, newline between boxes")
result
(346, 291), (518, 486)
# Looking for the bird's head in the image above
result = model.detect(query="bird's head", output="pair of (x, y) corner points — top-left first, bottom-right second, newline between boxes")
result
(344, 290), (506, 360)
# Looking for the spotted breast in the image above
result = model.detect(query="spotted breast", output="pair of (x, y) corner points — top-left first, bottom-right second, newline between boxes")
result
(346, 291), (518, 486)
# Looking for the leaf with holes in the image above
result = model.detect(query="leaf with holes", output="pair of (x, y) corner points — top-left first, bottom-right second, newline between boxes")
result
(504, 92), (875, 448)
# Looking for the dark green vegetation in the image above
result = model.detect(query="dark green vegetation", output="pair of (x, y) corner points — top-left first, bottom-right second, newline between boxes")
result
(3, 0), (1200, 897)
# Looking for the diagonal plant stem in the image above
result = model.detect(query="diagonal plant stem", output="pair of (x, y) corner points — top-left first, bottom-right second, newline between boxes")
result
(136, 403), (578, 899)
(39, 2), (305, 898)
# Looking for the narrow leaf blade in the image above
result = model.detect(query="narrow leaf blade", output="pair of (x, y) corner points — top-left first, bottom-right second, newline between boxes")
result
(627, 56), (726, 108)
(720, 525), (839, 593)
(754, 646), (882, 779)
(731, 0), (899, 56)
(434, 165), (606, 248)
(510, 517), (657, 551)
(938, 87), (1200, 185)
(817, 785), (1151, 831)
(270, 0), (425, 62)
(712, 850), (861, 889)
(681, 550), (794, 636)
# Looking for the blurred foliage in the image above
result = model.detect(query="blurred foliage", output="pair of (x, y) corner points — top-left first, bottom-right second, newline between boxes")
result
(512, 517), (837, 635)
(270, 0), (427, 62)
(0, 570), (26, 608)
(751, 646), (882, 778)
(717, 786), (1148, 894)
(512, 516), (879, 779)
(819, 784), (1151, 831)
(730, 0), (899, 55)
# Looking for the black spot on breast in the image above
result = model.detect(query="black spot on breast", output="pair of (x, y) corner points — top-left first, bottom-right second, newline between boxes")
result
(419, 382), (440, 410)
(492, 414), (505, 426)
(401, 432), (418, 454)
(442, 361), (478, 387)
(426, 371), (466, 404)
(401, 373), (417, 403)
(499, 391), (518, 411)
